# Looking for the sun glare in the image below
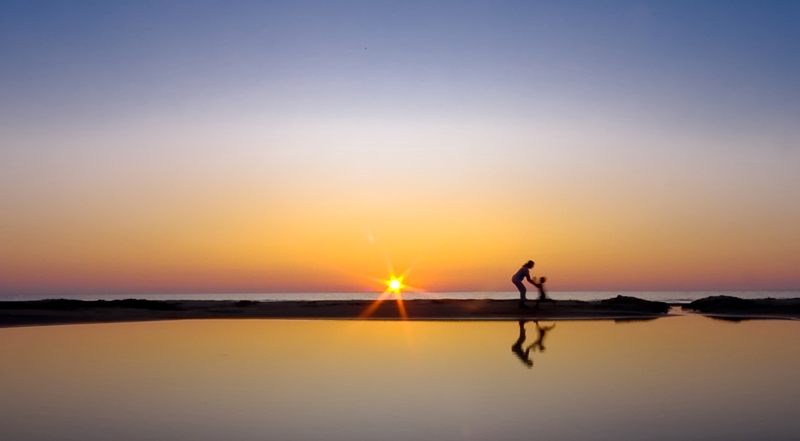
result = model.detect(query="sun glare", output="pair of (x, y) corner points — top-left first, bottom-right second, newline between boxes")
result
(358, 251), (429, 319)
(386, 276), (404, 294)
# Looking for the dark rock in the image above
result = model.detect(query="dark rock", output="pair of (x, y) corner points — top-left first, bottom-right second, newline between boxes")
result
(600, 295), (670, 313)
(684, 296), (800, 316)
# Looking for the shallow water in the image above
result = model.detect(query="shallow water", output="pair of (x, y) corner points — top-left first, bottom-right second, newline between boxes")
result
(1, 316), (799, 441)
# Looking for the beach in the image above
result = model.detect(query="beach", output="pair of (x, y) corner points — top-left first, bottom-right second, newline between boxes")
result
(2, 295), (797, 327)
(0, 296), (666, 327)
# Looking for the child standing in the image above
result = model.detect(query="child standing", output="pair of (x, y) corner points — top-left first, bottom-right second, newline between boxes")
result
(531, 276), (554, 308)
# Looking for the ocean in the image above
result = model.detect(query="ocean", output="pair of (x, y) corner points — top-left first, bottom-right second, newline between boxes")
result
(1, 291), (798, 303)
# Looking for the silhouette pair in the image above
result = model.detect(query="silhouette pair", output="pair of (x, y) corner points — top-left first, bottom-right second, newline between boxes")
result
(511, 260), (554, 308)
(511, 320), (556, 368)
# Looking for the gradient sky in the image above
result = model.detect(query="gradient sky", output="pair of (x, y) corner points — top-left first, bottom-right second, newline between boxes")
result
(1, 1), (799, 294)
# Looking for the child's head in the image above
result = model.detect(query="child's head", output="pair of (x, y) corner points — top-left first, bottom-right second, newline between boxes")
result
(539, 276), (547, 283)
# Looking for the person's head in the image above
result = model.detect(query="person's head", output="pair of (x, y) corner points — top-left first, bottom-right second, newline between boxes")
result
(524, 260), (534, 268)
(539, 276), (547, 283)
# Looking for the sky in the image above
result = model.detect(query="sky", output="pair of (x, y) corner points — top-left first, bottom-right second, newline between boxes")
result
(1, 1), (799, 295)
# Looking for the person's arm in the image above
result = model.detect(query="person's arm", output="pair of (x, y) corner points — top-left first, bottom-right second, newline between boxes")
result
(526, 274), (536, 284)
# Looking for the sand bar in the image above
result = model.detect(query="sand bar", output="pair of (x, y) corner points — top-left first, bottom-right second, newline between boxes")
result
(4, 295), (799, 327)
(0, 296), (671, 327)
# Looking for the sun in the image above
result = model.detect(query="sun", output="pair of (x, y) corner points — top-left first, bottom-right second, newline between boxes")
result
(359, 268), (428, 319)
(386, 276), (404, 294)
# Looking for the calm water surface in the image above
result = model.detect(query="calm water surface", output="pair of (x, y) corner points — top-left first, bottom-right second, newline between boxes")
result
(1, 316), (799, 440)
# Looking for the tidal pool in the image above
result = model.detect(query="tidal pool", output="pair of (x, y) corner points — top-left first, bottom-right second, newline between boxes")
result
(1, 315), (799, 441)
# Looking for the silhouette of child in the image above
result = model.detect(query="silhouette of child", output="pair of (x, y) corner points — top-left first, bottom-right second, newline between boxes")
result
(532, 276), (554, 308)
(530, 320), (556, 352)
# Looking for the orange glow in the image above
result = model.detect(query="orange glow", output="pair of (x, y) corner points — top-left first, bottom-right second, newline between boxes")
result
(1, 139), (799, 295)
(3, 318), (800, 439)
(386, 277), (403, 295)
(358, 262), (428, 319)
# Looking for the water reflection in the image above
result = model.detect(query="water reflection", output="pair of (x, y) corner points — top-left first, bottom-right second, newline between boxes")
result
(511, 320), (534, 367)
(1, 317), (799, 441)
(511, 320), (556, 368)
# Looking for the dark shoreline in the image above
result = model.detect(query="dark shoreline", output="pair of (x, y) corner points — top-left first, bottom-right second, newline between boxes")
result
(1, 295), (798, 327)
(682, 295), (800, 321)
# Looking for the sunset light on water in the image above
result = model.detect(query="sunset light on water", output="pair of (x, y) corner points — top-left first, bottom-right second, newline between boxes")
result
(1, 2), (799, 440)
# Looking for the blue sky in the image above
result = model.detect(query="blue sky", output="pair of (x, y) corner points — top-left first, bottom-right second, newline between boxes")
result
(1, 1), (799, 293)
(3, 1), (798, 126)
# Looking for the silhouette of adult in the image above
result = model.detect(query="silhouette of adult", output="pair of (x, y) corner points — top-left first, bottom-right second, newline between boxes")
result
(511, 320), (534, 368)
(511, 260), (535, 308)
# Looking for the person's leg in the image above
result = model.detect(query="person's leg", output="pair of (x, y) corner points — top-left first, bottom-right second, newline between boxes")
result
(514, 281), (527, 307)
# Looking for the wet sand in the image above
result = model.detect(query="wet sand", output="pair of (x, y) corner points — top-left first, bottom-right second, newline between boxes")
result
(3, 295), (798, 327)
(0, 296), (669, 327)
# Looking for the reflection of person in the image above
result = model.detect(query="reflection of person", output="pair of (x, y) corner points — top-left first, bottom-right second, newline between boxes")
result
(511, 320), (534, 368)
(511, 260), (535, 309)
(531, 276), (554, 308)
(511, 320), (556, 368)
(530, 320), (556, 352)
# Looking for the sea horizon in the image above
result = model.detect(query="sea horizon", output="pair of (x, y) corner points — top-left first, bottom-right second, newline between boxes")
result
(2, 290), (798, 304)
